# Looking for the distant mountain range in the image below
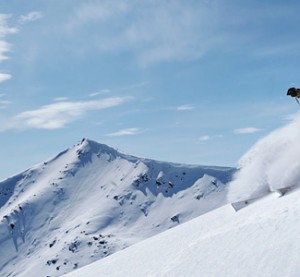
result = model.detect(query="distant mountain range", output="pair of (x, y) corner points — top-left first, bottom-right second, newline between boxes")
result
(0, 139), (235, 277)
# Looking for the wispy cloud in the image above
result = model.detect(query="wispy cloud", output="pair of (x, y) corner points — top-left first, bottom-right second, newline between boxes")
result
(69, 2), (128, 28)
(0, 97), (131, 131)
(0, 100), (11, 109)
(198, 135), (210, 141)
(198, 134), (224, 142)
(19, 11), (43, 25)
(0, 14), (18, 62)
(53, 97), (69, 102)
(0, 73), (11, 82)
(66, 1), (224, 66)
(0, 41), (11, 62)
(106, 127), (141, 137)
(64, 1), (300, 66)
(89, 89), (111, 97)
(234, 127), (262, 134)
(0, 93), (10, 109)
(177, 104), (195, 111)
(0, 14), (18, 37)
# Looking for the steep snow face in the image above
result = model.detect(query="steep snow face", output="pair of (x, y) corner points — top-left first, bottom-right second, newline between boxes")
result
(65, 188), (300, 277)
(228, 112), (300, 202)
(0, 139), (234, 277)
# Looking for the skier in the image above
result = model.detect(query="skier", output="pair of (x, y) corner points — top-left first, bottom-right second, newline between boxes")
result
(287, 87), (300, 105)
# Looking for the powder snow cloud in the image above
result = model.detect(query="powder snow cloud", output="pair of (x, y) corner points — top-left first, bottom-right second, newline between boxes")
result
(228, 112), (300, 202)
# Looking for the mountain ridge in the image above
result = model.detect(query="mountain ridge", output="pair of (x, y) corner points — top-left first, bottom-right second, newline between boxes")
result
(0, 138), (235, 277)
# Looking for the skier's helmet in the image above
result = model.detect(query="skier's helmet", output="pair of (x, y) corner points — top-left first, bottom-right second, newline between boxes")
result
(287, 87), (298, 97)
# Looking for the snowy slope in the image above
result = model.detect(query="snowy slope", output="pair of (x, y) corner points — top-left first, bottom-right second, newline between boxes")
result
(0, 139), (234, 277)
(65, 113), (300, 277)
(65, 188), (300, 277)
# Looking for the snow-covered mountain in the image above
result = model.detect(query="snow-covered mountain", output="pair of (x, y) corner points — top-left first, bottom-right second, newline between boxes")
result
(63, 112), (300, 277)
(0, 139), (235, 277)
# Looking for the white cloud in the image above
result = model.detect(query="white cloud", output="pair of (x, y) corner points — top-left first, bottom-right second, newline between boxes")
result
(177, 105), (195, 111)
(198, 135), (210, 141)
(0, 14), (18, 62)
(70, 2), (128, 27)
(64, 1), (300, 67)
(53, 97), (69, 102)
(198, 134), (224, 141)
(0, 97), (131, 131)
(106, 127), (141, 137)
(89, 89), (111, 97)
(19, 11), (43, 25)
(234, 127), (261, 134)
(0, 100), (11, 109)
(0, 73), (11, 82)
(67, 1), (222, 66)
(0, 40), (11, 62)
(0, 14), (18, 37)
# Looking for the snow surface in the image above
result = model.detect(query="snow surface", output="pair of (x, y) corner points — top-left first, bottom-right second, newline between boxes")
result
(64, 113), (300, 277)
(65, 188), (300, 277)
(0, 139), (234, 277)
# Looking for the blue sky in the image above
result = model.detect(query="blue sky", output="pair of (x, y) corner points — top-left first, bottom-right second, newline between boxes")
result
(1, 0), (300, 180)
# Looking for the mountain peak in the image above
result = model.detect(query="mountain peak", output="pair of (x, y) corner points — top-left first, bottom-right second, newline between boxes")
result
(0, 138), (235, 277)
(77, 138), (121, 156)
(73, 138), (128, 165)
